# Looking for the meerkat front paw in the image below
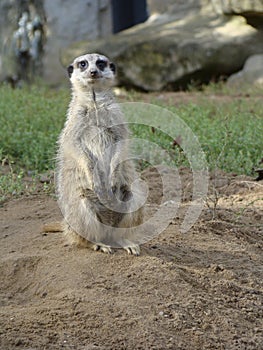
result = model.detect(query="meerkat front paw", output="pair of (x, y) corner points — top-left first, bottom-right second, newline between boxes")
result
(93, 243), (112, 254)
(124, 244), (140, 256)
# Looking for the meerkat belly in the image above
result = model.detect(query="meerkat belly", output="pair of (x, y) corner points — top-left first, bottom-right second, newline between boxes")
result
(82, 125), (125, 177)
(60, 132), (127, 227)
(87, 126), (117, 159)
(60, 126), (123, 194)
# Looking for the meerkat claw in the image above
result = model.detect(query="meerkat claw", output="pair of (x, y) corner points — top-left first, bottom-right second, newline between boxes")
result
(124, 245), (140, 256)
(93, 244), (112, 254)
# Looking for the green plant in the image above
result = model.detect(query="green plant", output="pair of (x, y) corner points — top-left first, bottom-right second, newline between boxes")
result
(0, 85), (68, 172)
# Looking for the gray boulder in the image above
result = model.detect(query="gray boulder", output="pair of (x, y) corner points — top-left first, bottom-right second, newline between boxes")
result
(61, 10), (263, 91)
(211, 0), (263, 28)
(147, 0), (206, 15)
(211, 0), (263, 14)
(227, 54), (263, 87)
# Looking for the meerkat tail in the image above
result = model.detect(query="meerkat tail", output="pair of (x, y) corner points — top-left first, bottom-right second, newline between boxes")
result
(43, 222), (63, 232)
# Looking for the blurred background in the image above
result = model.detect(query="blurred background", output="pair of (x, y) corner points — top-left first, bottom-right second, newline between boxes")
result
(0, 0), (263, 90)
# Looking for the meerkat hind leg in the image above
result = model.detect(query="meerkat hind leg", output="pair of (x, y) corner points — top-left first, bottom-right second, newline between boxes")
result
(117, 212), (142, 256)
(64, 225), (112, 254)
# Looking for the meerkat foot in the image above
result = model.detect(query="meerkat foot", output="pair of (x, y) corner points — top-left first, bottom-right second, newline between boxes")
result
(92, 244), (113, 254)
(124, 244), (140, 256)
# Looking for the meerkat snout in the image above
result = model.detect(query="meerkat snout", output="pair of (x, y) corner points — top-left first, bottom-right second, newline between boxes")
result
(90, 69), (99, 78)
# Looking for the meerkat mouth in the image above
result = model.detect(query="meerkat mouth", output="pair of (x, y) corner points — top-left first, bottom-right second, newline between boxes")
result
(87, 77), (102, 83)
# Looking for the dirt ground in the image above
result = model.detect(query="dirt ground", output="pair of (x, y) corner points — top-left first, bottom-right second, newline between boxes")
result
(0, 163), (262, 350)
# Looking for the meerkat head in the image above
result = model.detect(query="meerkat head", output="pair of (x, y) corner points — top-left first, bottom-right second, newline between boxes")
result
(67, 53), (116, 91)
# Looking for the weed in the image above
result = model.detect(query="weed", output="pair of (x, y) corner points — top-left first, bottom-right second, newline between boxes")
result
(0, 85), (68, 172)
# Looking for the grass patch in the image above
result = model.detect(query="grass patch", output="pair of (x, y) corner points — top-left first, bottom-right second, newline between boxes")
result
(0, 168), (25, 203)
(170, 98), (262, 174)
(129, 95), (262, 174)
(0, 83), (262, 201)
(0, 85), (68, 172)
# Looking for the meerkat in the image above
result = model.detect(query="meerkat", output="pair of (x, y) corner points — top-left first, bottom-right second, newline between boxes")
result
(45, 53), (144, 255)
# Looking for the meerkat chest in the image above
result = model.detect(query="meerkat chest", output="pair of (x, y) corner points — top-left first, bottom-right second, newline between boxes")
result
(65, 105), (129, 164)
(81, 122), (128, 160)
(88, 125), (118, 153)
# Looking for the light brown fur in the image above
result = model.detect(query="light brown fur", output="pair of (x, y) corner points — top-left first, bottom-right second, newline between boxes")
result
(51, 53), (143, 255)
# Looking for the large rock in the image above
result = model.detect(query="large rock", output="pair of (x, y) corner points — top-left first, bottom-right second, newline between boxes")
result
(147, 0), (205, 15)
(211, 0), (263, 15)
(211, 0), (263, 28)
(61, 9), (263, 91)
(227, 54), (263, 87)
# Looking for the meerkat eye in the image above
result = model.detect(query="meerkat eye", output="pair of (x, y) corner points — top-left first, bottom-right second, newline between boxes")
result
(78, 60), (88, 69)
(96, 59), (107, 71)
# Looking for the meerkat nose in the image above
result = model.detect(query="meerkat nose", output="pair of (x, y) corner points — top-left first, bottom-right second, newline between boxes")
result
(90, 70), (98, 78)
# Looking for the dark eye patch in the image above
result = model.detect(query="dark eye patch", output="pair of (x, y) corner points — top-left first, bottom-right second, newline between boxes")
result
(77, 60), (88, 70)
(67, 65), (74, 78)
(96, 59), (107, 71)
(109, 62), (116, 74)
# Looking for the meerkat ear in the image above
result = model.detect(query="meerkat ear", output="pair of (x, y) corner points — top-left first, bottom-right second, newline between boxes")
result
(109, 62), (116, 74)
(67, 65), (74, 78)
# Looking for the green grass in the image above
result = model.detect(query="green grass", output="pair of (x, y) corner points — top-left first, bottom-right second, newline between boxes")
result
(129, 95), (263, 175)
(0, 84), (262, 202)
(0, 168), (25, 202)
(0, 85), (69, 171)
(170, 99), (263, 174)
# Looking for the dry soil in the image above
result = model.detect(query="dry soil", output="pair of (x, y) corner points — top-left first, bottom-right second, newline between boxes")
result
(0, 165), (262, 350)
